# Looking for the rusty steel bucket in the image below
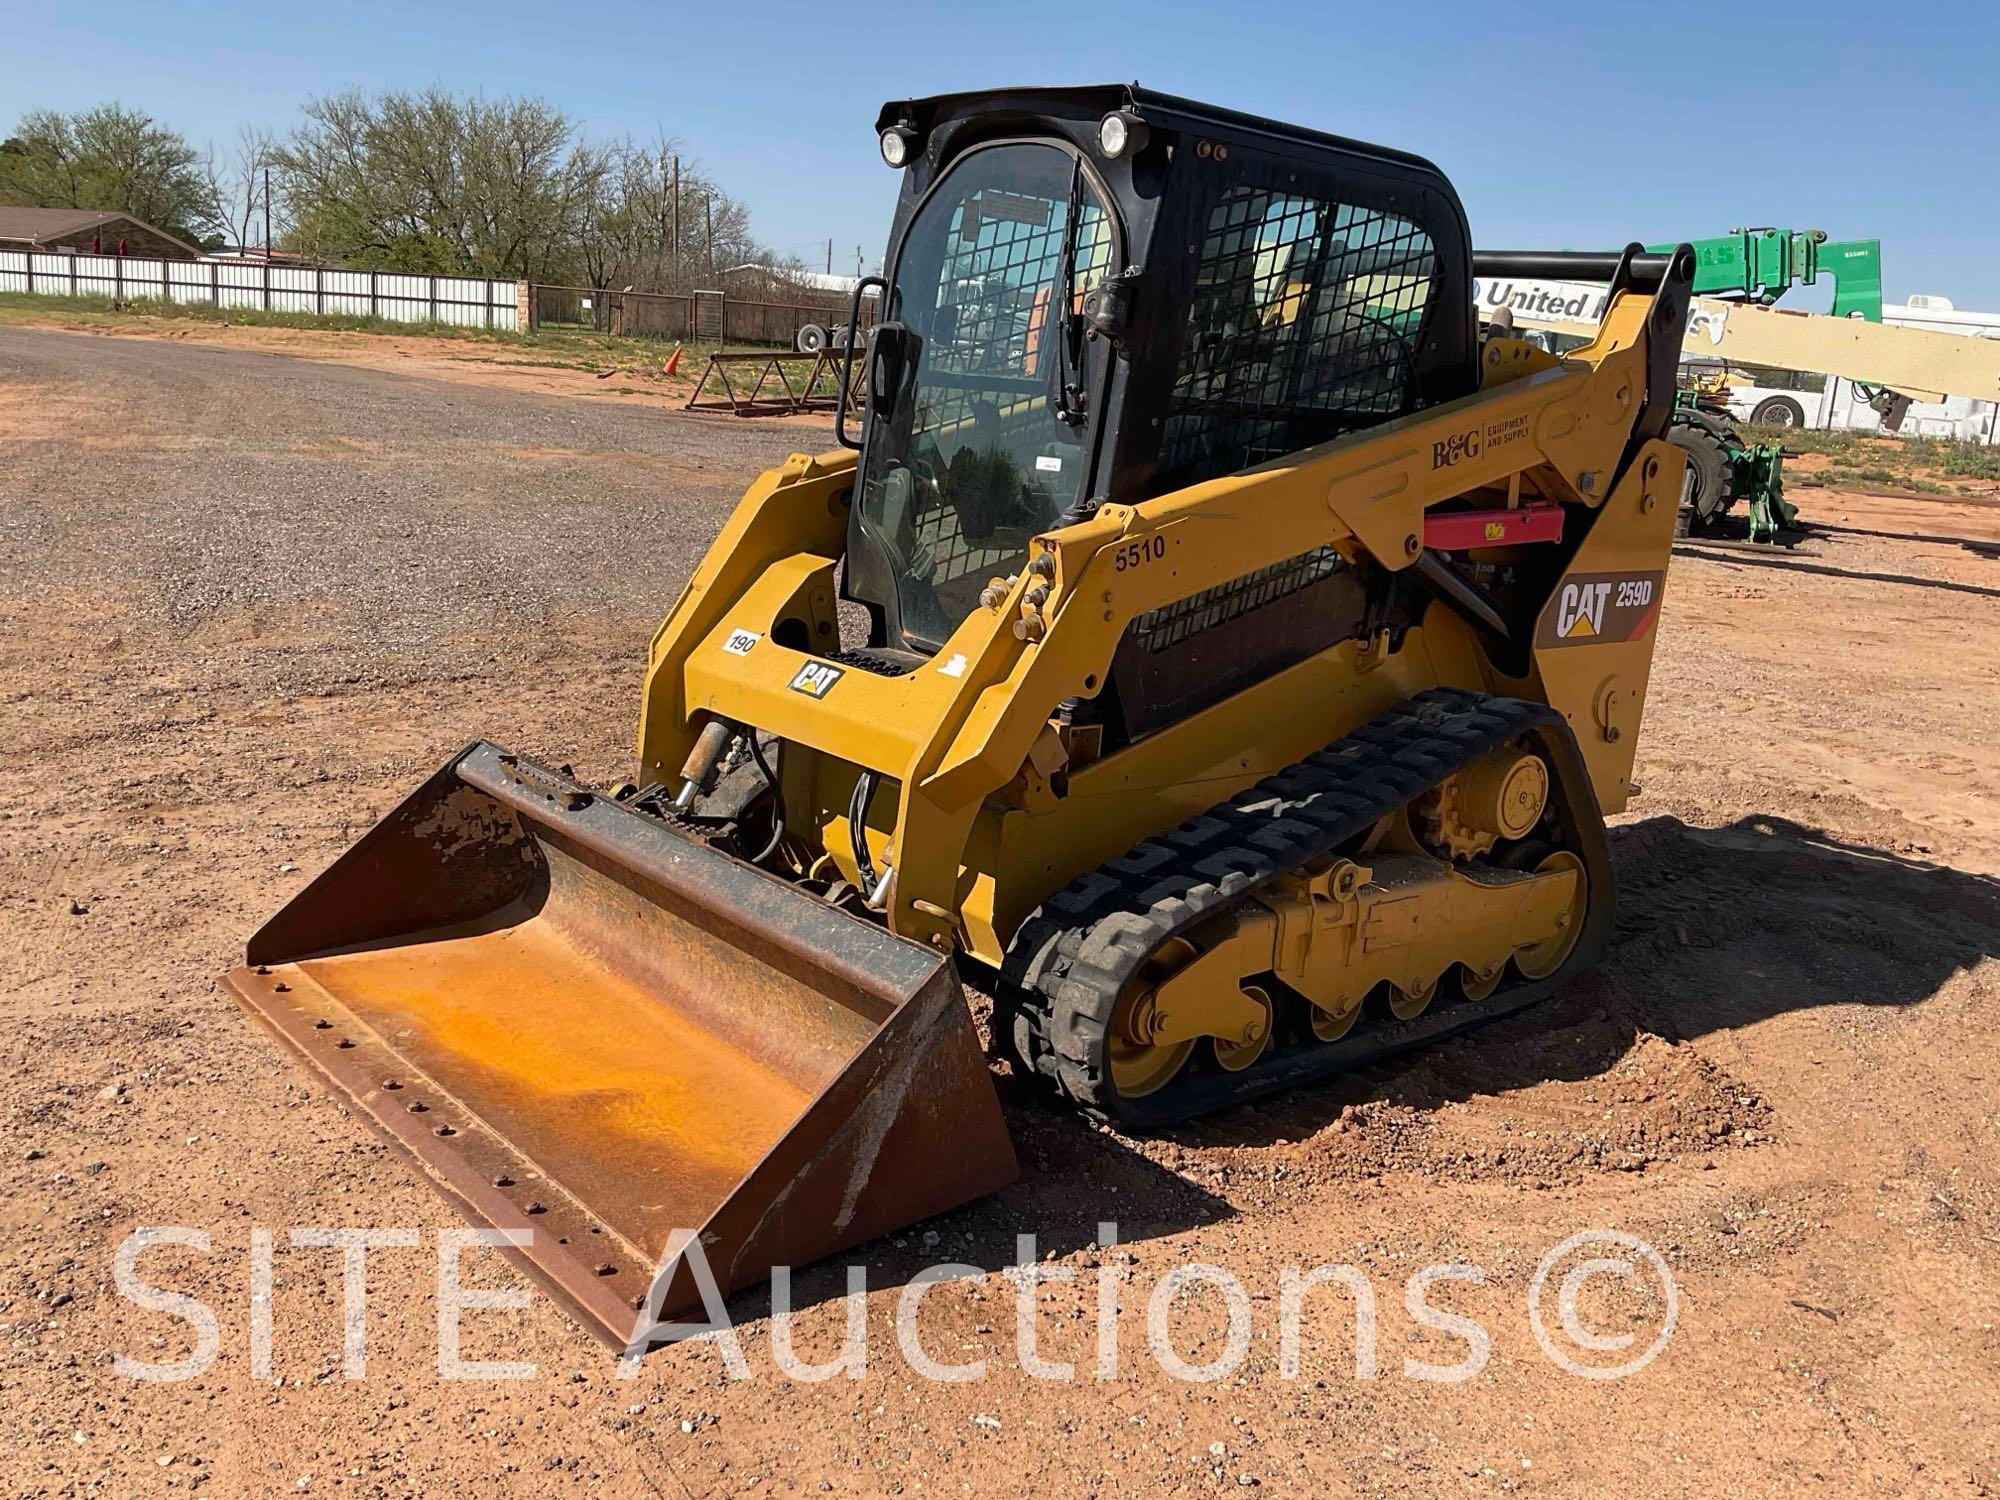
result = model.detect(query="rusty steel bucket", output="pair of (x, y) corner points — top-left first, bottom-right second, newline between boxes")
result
(221, 741), (1017, 1349)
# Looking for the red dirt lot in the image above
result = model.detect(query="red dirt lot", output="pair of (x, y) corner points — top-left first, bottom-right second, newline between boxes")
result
(2, 321), (1997, 1497)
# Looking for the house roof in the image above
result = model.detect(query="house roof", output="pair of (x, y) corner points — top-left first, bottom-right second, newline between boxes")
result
(0, 206), (201, 256)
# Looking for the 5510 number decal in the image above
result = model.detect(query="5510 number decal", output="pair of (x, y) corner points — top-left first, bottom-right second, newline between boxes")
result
(1112, 535), (1167, 572)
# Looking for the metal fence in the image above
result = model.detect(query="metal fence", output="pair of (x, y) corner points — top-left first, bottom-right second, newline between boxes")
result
(0, 250), (521, 329)
(528, 284), (876, 348)
(0, 250), (879, 349)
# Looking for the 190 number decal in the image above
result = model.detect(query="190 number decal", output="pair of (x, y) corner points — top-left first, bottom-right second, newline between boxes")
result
(1113, 535), (1167, 572)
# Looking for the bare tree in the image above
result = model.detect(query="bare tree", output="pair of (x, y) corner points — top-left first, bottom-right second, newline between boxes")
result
(575, 136), (764, 292)
(193, 126), (278, 251)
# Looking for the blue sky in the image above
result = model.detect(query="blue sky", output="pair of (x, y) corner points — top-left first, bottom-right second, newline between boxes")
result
(8, 0), (1996, 306)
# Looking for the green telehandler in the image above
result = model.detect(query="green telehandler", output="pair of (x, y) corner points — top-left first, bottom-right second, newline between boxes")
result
(1490, 227), (1888, 541)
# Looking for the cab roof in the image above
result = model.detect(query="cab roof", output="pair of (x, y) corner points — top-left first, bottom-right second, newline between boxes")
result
(874, 84), (1451, 181)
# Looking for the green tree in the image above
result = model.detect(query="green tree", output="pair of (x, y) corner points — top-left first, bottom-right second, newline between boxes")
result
(274, 89), (611, 279)
(0, 105), (206, 242)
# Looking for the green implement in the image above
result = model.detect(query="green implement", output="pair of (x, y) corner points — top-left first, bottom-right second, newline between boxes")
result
(1670, 396), (1797, 543)
(1646, 228), (1883, 322)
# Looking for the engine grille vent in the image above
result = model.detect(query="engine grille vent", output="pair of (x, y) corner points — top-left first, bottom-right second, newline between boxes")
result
(1130, 545), (1347, 654)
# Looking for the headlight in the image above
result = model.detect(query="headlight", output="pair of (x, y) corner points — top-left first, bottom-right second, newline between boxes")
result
(880, 126), (916, 168)
(1098, 110), (1149, 159)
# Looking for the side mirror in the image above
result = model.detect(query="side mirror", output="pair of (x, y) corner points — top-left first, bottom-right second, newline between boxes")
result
(869, 322), (912, 409)
(835, 275), (889, 450)
(1081, 267), (1139, 342)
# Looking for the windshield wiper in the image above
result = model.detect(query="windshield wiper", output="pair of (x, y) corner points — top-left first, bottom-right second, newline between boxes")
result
(1051, 156), (1087, 426)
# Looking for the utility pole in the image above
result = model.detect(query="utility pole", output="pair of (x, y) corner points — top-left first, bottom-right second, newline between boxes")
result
(826, 238), (833, 275)
(705, 196), (715, 278)
(263, 166), (272, 256)
(856, 245), (863, 277)
(671, 156), (682, 273)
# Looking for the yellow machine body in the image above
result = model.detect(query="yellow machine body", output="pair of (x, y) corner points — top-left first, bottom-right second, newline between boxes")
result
(223, 85), (1693, 1350)
(637, 285), (1683, 963)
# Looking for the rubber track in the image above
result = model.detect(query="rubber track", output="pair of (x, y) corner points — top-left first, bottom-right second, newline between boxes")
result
(1001, 687), (1608, 1128)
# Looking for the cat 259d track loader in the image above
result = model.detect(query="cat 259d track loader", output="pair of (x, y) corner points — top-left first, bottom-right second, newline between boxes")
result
(224, 86), (1694, 1349)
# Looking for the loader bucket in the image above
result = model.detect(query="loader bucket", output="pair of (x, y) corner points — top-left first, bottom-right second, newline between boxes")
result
(221, 741), (1017, 1350)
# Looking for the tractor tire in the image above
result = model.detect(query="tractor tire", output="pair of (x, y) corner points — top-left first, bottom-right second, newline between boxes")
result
(1667, 415), (1733, 535)
(1673, 406), (1736, 445)
(795, 323), (829, 354)
(1751, 395), (1806, 428)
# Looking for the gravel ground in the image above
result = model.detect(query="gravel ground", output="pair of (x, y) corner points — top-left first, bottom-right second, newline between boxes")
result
(1, 324), (805, 654)
(2, 323), (1998, 1498)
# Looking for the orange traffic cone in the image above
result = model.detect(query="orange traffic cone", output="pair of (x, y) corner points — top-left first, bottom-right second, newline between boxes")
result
(664, 342), (683, 377)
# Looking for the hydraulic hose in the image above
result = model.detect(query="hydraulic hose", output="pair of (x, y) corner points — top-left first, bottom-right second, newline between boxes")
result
(849, 771), (879, 895)
(746, 731), (786, 865)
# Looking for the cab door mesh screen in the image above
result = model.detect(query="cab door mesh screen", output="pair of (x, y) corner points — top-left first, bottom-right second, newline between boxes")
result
(1156, 188), (1437, 489)
(904, 194), (1114, 603)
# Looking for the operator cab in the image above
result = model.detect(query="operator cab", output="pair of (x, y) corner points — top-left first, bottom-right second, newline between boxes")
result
(842, 85), (1479, 741)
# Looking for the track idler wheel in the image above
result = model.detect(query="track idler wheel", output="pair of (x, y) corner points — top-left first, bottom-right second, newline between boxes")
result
(1380, 975), (1440, 1021)
(1511, 849), (1588, 979)
(1307, 989), (1364, 1043)
(1107, 937), (1199, 1099)
(1457, 961), (1505, 1001)
(1212, 984), (1275, 1072)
